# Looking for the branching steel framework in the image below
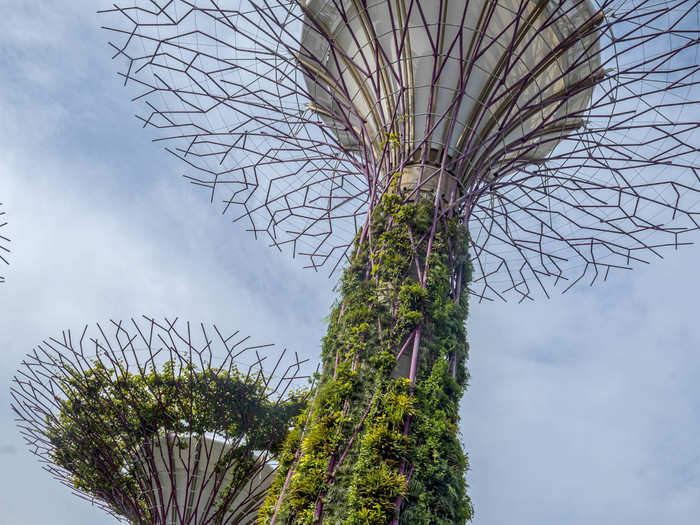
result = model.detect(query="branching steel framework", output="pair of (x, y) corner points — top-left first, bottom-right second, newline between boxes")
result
(0, 202), (8, 284)
(100, 0), (700, 302)
(85, 1), (700, 523)
(11, 317), (311, 525)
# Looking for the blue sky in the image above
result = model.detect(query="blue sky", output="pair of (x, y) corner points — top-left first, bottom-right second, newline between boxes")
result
(1, 2), (699, 524)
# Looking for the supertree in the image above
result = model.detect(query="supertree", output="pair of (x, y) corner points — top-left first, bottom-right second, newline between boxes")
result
(97, 1), (700, 523)
(0, 202), (8, 284)
(11, 317), (312, 525)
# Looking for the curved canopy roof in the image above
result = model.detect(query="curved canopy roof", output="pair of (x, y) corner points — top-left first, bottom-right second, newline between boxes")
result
(301, 0), (602, 181)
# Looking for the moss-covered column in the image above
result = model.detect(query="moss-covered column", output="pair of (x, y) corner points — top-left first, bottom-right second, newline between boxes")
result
(258, 194), (473, 525)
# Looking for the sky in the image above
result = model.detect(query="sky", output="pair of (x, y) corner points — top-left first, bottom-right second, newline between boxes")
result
(1, 1), (699, 524)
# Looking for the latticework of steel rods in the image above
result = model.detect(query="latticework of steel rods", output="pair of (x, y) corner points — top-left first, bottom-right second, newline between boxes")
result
(0, 202), (8, 284)
(11, 317), (311, 525)
(99, 0), (700, 301)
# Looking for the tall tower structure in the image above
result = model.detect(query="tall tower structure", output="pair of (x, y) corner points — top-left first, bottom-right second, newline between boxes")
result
(11, 318), (311, 524)
(99, 1), (700, 523)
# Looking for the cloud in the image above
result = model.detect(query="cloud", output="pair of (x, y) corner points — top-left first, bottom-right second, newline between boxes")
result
(463, 255), (700, 524)
(1, 2), (699, 525)
(0, 115), (334, 525)
(0, 5), (332, 523)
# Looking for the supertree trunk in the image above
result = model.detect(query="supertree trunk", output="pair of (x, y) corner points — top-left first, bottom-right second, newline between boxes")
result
(259, 193), (473, 524)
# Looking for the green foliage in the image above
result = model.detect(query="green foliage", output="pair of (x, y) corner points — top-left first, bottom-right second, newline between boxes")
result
(258, 195), (473, 524)
(345, 380), (414, 525)
(378, 131), (402, 152)
(47, 360), (306, 523)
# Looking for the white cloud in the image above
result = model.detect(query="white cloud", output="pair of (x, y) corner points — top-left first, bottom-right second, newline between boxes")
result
(464, 257), (700, 524)
(1, 2), (699, 525)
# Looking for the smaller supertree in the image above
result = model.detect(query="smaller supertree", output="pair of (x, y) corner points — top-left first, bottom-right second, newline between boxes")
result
(11, 317), (311, 525)
(0, 202), (8, 284)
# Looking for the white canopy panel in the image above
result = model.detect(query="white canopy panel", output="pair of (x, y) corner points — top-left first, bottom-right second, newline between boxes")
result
(301, 0), (601, 180)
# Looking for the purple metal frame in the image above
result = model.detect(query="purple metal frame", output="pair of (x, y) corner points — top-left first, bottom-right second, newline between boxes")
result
(11, 317), (311, 524)
(98, 0), (700, 301)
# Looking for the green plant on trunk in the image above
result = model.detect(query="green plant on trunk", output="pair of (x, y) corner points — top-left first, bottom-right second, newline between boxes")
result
(258, 193), (473, 524)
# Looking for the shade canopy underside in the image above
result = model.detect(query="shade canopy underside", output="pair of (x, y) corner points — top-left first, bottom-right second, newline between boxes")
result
(301, 0), (602, 184)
